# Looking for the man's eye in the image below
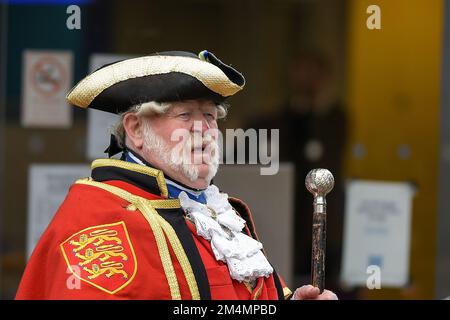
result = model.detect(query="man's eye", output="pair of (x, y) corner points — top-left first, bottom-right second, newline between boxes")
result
(178, 113), (190, 119)
(204, 113), (216, 120)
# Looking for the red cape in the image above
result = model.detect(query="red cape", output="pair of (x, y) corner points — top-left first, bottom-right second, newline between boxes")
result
(16, 159), (290, 300)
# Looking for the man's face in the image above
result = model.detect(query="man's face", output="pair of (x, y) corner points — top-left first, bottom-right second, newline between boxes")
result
(140, 100), (220, 189)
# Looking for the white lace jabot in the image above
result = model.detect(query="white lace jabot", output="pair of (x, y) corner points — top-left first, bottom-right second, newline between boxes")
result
(178, 185), (273, 283)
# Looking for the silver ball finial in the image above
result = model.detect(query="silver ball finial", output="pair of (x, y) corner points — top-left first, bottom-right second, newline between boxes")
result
(305, 168), (334, 197)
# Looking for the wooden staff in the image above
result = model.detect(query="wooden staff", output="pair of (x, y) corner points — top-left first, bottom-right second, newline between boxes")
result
(305, 168), (334, 293)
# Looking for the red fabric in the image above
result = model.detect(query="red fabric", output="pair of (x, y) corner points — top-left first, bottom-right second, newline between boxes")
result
(16, 181), (280, 300)
(185, 222), (279, 300)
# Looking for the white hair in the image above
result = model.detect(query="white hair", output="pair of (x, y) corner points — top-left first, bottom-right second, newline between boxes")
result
(111, 100), (228, 148)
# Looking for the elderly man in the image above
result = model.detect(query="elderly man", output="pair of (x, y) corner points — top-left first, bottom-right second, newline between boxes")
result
(16, 50), (337, 300)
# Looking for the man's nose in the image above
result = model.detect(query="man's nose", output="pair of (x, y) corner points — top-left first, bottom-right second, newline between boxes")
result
(191, 116), (210, 133)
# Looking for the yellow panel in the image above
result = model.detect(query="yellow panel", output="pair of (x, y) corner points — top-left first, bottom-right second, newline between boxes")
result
(345, 0), (443, 299)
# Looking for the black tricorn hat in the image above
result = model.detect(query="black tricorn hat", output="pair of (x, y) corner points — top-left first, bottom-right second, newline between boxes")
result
(67, 50), (245, 114)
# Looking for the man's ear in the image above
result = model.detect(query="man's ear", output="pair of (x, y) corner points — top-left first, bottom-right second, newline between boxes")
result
(123, 113), (144, 149)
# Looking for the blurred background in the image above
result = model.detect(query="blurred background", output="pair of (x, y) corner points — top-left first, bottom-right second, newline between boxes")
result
(1, 0), (449, 300)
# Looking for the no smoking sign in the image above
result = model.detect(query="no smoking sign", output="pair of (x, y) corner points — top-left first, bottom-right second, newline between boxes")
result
(30, 56), (69, 98)
(22, 50), (73, 128)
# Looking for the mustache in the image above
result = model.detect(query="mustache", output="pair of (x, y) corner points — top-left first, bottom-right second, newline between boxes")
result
(171, 132), (219, 166)
(194, 135), (218, 158)
(174, 132), (218, 152)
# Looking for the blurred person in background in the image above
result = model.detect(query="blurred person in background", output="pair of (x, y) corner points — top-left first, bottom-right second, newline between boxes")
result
(247, 50), (348, 295)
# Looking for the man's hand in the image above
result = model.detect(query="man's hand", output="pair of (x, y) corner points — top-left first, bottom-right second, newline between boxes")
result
(292, 285), (338, 300)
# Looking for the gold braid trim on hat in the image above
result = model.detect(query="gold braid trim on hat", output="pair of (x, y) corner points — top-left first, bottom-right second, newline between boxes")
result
(67, 55), (243, 108)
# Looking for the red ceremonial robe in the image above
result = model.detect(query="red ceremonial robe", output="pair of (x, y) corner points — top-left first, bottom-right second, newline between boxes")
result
(16, 159), (291, 300)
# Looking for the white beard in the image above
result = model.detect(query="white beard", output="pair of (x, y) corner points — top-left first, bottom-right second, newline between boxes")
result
(142, 122), (219, 183)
